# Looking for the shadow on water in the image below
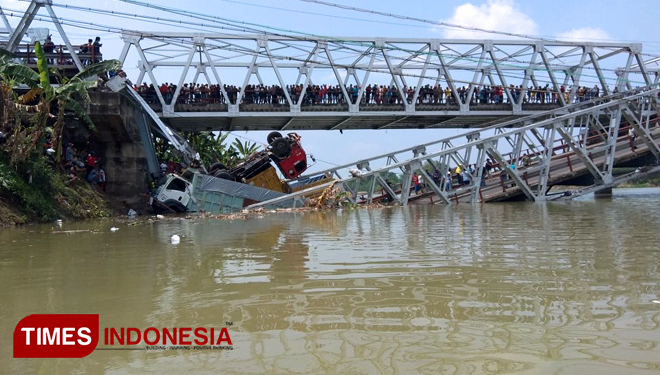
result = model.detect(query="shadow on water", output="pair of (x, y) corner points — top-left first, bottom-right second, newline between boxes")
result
(1, 188), (660, 374)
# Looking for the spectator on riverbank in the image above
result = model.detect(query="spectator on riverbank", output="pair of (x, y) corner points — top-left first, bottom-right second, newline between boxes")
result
(87, 164), (100, 185)
(65, 142), (75, 162)
(66, 165), (79, 185)
(98, 164), (106, 192)
(85, 151), (98, 178)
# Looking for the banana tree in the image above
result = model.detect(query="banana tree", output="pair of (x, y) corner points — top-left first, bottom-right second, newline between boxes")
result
(182, 131), (245, 168)
(231, 138), (260, 159)
(0, 48), (41, 164)
(0, 49), (40, 88)
(0, 48), (39, 125)
(31, 41), (122, 166)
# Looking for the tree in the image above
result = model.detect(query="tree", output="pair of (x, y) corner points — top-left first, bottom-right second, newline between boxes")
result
(0, 48), (41, 164)
(181, 131), (236, 167)
(178, 131), (261, 169)
(0, 43), (122, 166)
(231, 138), (260, 158)
(31, 42), (122, 166)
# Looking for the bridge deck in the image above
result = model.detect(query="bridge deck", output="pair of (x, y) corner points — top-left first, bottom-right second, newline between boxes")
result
(455, 127), (660, 203)
(151, 102), (562, 131)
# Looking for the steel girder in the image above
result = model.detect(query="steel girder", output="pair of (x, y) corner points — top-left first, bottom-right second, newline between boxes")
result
(246, 87), (660, 209)
(5, 0), (83, 70)
(115, 32), (654, 121)
(4, 1), (659, 129)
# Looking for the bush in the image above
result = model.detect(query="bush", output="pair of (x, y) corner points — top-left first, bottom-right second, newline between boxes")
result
(0, 157), (58, 220)
(0, 155), (110, 223)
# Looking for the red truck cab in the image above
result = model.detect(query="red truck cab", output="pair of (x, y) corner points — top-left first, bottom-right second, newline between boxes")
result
(268, 132), (308, 179)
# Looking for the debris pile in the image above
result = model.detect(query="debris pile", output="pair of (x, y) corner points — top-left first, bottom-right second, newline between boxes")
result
(310, 180), (341, 209)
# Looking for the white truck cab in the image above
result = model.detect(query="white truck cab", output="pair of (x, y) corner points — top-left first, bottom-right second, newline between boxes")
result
(151, 174), (193, 212)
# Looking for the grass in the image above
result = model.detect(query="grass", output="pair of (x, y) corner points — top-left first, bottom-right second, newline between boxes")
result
(617, 178), (660, 188)
(0, 156), (112, 227)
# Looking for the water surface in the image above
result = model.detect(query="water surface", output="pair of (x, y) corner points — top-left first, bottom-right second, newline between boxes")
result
(1, 188), (659, 374)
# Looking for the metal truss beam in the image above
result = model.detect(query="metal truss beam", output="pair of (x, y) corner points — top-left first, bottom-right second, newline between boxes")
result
(245, 87), (660, 209)
(7, 1), (653, 123)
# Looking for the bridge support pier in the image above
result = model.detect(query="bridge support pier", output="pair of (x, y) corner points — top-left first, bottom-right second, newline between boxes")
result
(88, 92), (152, 200)
(594, 187), (613, 197)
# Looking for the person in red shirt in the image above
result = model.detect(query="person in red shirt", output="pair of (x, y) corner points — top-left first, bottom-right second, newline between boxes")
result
(85, 152), (98, 178)
(411, 172), (420, 195)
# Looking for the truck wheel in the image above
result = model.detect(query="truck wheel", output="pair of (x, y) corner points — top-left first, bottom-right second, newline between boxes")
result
(163, 199), (187, 213)
(209, 162), (226, 173)
(271, 137), (291, 158)
(267, 131), (283, 144)
(213, 169), (235, 181)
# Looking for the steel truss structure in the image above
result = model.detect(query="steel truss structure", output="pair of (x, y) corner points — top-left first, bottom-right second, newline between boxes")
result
(116, 32), (658, 130)
(2, 0), (659, 130)
(247, 87), (660, 209)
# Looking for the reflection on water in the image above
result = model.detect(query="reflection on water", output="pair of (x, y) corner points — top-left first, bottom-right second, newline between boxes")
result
(1, 188), (660, 374)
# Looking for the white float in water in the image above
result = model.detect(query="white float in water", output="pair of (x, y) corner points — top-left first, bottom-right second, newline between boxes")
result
(110, 227), (119, 232)
(171, 235), (180, 244)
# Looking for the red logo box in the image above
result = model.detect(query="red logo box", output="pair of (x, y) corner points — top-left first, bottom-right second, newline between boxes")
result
(14, 314), (99, 358)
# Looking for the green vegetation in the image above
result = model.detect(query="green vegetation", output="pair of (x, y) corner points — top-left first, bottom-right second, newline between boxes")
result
(0, 44), (120, 226)
(354, 171), (401, 192)
(618, 178), (660, 188)
(0, 156), (110, 225)
(156, 131), (261, 169)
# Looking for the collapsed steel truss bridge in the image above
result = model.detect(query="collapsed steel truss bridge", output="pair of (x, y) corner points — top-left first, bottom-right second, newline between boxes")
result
(248, 87), (660, 208)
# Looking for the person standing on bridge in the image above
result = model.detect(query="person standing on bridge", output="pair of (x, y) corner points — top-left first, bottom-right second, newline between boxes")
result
(629, 126), (638, 152)
(411, 172), (421, 195)
(432, 168), (441, 185)
(43, 35), (55, 64)
(93, 37), (102, 63)
(455, 165), (463, 185)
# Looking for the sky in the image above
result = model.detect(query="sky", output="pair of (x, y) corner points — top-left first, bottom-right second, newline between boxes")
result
(1, 0), (659, 175)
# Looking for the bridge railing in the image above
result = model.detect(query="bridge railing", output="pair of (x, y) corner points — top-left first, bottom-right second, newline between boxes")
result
(3, 43), (103, 68)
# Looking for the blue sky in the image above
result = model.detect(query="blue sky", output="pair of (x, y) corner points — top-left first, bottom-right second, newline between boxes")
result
(2, 0), (659, 174)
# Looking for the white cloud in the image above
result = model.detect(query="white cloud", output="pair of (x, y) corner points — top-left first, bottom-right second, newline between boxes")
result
(556, 27), (612, 42)
(438, 0), (538, 40)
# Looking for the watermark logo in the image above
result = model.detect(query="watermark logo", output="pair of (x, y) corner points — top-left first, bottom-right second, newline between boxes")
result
(14, 314), (234, 358)
(13, 314), (99, 358)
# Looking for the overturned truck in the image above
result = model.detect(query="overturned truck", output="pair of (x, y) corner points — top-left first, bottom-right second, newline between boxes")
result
(151, 132), (329, 214)
(106, 76), (328, 214)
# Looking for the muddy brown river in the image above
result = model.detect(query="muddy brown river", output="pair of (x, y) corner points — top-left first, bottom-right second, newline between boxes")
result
(1, 188), (659, 375)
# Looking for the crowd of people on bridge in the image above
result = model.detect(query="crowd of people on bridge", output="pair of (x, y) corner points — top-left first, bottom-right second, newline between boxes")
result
(17, 36), (608, 107)
(135, 81), (605, 107)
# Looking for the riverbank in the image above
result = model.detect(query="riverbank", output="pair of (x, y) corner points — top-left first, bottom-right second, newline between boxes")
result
(617, 178), (660, 188)
(0, 159), (113, 227)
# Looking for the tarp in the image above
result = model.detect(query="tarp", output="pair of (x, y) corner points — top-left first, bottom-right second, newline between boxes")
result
(195, 174), (291, 206)
(288, 173), (328, 189)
